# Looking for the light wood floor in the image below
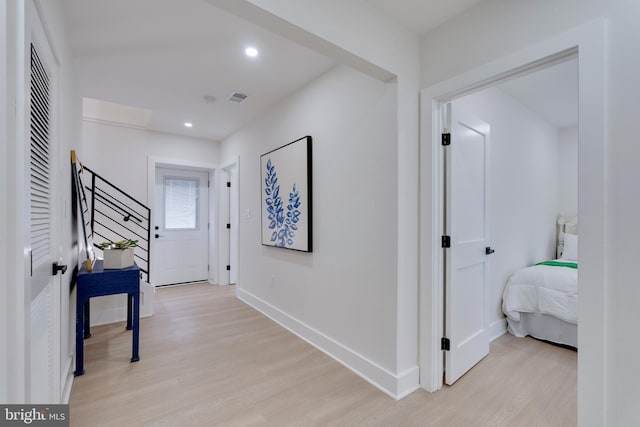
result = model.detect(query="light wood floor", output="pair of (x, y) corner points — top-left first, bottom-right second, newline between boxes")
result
(69, 283), (576, 426)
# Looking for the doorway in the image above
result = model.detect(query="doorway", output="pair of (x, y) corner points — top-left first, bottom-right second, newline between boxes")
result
(441, 55), (578, 384)
(152, 165), (210, 286)
(419, 22), (606, 424)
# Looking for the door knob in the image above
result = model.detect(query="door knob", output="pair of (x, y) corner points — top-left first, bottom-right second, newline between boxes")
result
(155, 234), (165, 238)
(485, 247), (495, 255)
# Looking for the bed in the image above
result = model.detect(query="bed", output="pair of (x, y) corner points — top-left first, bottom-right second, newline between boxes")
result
(501, 216), (578, 348)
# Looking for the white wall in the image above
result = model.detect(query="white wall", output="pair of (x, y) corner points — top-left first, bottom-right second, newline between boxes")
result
(81, 121), (221, 324)
(453, 87), (560, 329)
(558, 126), (578, 218)
(221, 65), (402, 395)
(82, 122), (221, 204)
(606, 3), (640, 424)
(420, 0), (606, 89)
(421, 1), (640, 425)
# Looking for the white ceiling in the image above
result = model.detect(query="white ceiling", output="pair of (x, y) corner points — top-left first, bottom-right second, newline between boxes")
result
(365, 0), (486, 34)
(63, 0), (575, 142)
(62, 0), (336, 141)
(498, 58), (578, 129)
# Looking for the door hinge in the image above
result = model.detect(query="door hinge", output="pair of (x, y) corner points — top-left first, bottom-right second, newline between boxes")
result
(441, 235), (451, 248)
(441, 133), (451, 146)
(226, 265), (231, 271)
(441, 337), (450, 351)
(207, 264), (210, 272)
(226, 223), (231, 229)
(227, 181), (231, 188)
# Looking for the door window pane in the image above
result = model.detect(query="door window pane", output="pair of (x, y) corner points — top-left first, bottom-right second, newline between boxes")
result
(164, 177), (199, 230)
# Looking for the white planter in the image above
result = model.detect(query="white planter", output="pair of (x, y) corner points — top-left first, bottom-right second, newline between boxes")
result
(103, 248), (135, 269)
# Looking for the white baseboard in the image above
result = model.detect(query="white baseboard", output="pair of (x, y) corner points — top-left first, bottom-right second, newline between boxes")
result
(236, 288), (419, 400)
(489, 318), (508, 342)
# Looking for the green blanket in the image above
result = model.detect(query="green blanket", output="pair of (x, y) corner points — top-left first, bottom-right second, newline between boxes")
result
(535, 260), (578, 269)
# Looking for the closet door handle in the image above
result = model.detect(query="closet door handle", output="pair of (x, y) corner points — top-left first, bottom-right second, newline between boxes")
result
(52, 262), (68, 275)
(485, 247), (495, 255)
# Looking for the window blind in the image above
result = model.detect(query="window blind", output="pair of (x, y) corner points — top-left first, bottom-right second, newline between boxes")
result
(164, 177), (198, 230)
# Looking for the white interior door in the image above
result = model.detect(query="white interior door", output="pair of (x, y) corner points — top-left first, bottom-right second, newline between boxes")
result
(219, 163), (238, 286)
(28, 1), (60, 403)
(153, 167), (209, 286)
(444, 102), (492, 385)
(228, 166), (238, 285)
(221, 170), (231, 285)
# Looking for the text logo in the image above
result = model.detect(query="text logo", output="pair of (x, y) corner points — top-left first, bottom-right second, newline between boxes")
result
(0, 405), (68, 427)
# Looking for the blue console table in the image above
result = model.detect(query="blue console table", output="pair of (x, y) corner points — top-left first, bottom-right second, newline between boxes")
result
(74, 260), (141, 376)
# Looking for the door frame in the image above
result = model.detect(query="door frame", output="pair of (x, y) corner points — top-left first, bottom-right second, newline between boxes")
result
(418, 19), (606, 424)
(147, 157), (219, 285)
(0, 0), (9, 402)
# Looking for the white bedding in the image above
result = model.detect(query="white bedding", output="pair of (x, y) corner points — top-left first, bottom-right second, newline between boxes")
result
(502, 260), (578, 324)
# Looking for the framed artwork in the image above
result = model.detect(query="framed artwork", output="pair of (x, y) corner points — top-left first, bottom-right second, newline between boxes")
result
(260, 136), (312, 252)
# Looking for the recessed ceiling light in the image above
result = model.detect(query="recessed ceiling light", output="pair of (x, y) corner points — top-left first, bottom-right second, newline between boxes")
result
(245, 47), (258, 58)
(184, 122), (193, 128)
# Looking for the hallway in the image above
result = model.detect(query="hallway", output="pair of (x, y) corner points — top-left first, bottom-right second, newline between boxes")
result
(69, 283), (576, 426)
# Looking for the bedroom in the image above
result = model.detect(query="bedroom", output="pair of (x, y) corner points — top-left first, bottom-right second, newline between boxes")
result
(442, 55), (578, 383)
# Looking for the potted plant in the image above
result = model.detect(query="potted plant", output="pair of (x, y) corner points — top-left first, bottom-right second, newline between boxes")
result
(96, 239), (138, 269)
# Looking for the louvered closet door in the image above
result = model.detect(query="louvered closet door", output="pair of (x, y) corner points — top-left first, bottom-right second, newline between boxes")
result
(29, 41), (55, 297)
(28, 4), (59, 403)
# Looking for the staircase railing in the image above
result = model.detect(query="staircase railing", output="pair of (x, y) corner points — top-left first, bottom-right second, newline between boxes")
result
(79, 165), (151, 282)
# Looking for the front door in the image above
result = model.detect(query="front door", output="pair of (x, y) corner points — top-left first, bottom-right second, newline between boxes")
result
(153, 166), (209, 286)
(444, 102), (492, 384)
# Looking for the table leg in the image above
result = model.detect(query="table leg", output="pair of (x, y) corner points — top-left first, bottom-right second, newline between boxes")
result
(74, 297), (85, 376)
(83, 300), (91, 339)
(126, 293), (133, 330)
(131, 291), (140, 363)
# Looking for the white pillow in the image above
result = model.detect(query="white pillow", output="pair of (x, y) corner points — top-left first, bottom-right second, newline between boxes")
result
(561, 233), (578, 261)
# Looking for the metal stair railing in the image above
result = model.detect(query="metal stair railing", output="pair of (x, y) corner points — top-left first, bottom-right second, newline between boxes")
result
(79, 164), (151, 282)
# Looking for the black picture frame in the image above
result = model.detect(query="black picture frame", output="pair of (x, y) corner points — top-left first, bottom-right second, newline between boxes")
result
(260, 136), (312, 252)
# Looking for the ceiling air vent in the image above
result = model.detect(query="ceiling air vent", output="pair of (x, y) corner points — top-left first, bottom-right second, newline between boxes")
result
(227, 92), (248, 103)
